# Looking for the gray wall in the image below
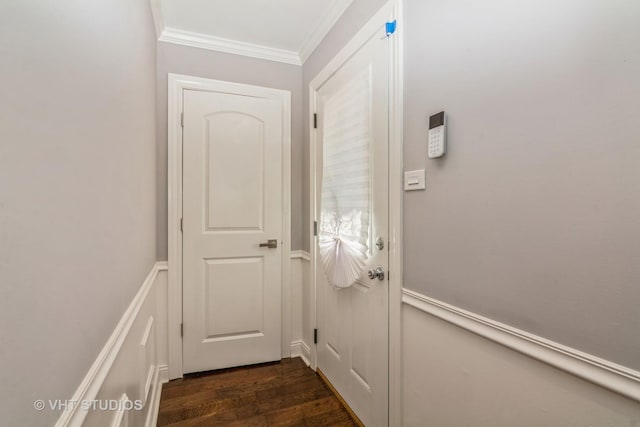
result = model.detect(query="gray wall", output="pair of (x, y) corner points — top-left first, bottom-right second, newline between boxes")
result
(403, 0), (640, 370)
(301, 0), (389, 252)
(0, 1), (157, 425)
(156, 42), (303, 257)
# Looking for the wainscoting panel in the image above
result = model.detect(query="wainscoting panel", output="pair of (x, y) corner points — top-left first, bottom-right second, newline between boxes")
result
(290, 251), (312, 366)
(138, 316), (156, 406)
(402, 289), (640, 426)
(55, 263), (169, 427)
(110, 394), (130, 427)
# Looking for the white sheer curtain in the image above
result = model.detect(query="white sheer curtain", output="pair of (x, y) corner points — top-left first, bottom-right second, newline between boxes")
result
(319, 69), (371, 288)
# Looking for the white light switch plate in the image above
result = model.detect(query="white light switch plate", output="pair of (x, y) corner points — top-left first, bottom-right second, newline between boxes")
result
(404, 169), (425, 191)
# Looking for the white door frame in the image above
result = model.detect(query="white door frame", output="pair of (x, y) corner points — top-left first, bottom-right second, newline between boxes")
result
(308, 1), (403, 425)
(168, 74), (292, 379)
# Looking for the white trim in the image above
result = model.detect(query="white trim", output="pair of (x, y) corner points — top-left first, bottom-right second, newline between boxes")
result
(110, 394), (129, 427)
(167, 73), (184, 380)
(168, 73), (292, 378)
(282, 103), (293, 359)
(402, 288), (640, 403)
(149, 0), (164, 39)
(159, 27), (302, 66)
(298, 0), (353, 64)
(138, 316), (155, 405)
(150, 0), (349, 65)
(308, 2), (396, 422)
(388, 1), (403, 426)
(144, 365), (169, 427)
(157, 365), (169, 386)
(308, 83), (319, 371)
(290, 340), (312, 367)
(290, 250), (311, 262)
(55, 262), (168, 427)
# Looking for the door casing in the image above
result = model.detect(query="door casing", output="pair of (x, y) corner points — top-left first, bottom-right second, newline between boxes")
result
(167, 74), (292, 379)
(308, 2), (404, 425)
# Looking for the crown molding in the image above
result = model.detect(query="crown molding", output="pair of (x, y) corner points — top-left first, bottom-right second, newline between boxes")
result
(298, 0), (353, 64)
(159, 27), (302, 66)
(149, 0), (351, 66)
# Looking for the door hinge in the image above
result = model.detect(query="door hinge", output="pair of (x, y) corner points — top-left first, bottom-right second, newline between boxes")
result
(314, 328), (318, 344)
(181, 112), (184, 128)
(180, 323), (183, 337)
(180, 218), (183, 232)
(313, 221), (317, 236)
(313, 113), (317, 129)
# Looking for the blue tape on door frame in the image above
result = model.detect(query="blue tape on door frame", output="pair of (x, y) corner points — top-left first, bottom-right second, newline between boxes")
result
(385, 20), (397, 36)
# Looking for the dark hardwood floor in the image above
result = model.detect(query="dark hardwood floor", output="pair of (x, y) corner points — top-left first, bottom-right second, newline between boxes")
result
(157, 358), (358, 426)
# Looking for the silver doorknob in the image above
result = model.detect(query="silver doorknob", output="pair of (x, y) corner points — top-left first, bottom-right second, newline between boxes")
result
(259, 239), (278, 249)
(368, 266), (385, 281)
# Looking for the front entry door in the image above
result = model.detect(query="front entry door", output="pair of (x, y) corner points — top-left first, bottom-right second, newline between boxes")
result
(182, 84), (289, 374)
(315, 20), (390, 427)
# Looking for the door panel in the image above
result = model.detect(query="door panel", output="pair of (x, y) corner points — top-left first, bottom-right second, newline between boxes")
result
(182, 87), (285, 374)
(316, 22), (389, 427)
(351, 283), (372, 389)
(204, 257), (264, 340)
(205, 112), (265, 231)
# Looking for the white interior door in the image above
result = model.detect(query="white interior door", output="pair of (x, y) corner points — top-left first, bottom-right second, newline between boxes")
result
(315, 22), (389, 427)
(182, 85), (288, 374)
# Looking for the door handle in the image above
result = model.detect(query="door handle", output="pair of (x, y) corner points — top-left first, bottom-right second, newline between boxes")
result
(259, 239), (278, 249)
(367, 266), (385, 281)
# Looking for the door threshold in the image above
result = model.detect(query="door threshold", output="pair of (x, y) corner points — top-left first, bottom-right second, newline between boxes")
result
(317, 369), (365, 427)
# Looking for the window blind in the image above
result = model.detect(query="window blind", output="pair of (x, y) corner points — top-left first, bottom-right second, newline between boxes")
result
(319, 69), (371, 288)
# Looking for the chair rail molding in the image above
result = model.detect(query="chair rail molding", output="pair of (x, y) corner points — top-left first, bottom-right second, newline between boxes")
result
(402, 288), (640, 403)
(290, 250), (311, 261)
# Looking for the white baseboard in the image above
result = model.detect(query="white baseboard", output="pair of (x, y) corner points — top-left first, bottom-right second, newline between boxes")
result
(290, 340), (312, 366)
(56, 262), (169, 427)
(402, 288), (640, 403)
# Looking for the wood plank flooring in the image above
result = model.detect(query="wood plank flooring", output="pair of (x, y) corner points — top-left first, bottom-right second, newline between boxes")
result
(157, 358), (358, 426)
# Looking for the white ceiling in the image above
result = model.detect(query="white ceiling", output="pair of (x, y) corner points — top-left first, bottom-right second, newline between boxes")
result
(152, 0), (353, 65)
